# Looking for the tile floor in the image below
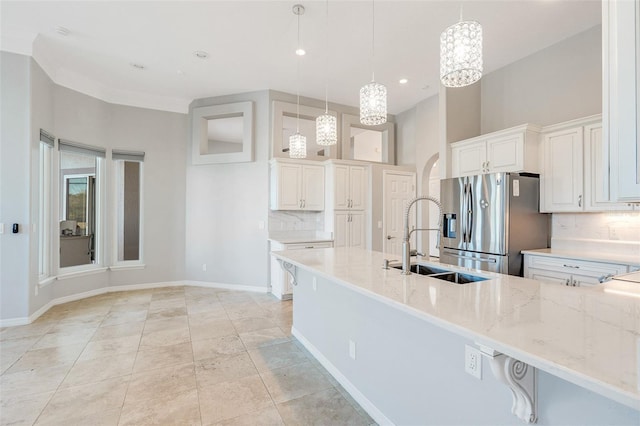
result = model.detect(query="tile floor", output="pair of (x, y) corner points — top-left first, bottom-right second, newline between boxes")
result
(0, 286), (375, 425)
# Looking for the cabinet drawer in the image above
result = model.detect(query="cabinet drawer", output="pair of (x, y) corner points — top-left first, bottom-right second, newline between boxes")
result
(284, 242), (333, 250)
(526, 255), (628, 278)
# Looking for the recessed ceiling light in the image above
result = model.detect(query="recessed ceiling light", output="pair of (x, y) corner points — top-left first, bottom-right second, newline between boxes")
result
(194, 51), (209, 59)
(55, 26), (70, 36)
(295, 48), (306, 56)
(399, 78), (408, 84)
(130, 63), (145, 70)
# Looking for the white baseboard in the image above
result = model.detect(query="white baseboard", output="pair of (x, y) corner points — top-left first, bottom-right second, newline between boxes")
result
(291, 326), (394, 426)
(0, 281), (269, 327)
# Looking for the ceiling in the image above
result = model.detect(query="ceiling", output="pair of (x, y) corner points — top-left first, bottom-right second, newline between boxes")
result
(1, 1), (601, 115)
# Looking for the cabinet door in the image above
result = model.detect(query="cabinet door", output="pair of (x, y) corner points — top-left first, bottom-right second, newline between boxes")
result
(572, 274), (603, 287)
(486, 133), (524, 173)
(333, 212), (349, 248)
(274, 163), (302, 210)
(333, 165), (350, 209)
(302, 165), (325, 210)
(541, 127), (584, 212)
(604, 0), (640, 202)
(349, 166), (367, 210)
(348, 212), (366, 248)
(452, 142), (486, 177)
(584, 123), (633, 211)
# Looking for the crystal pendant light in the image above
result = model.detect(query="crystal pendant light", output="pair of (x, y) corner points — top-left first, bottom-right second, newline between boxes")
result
(289, 4), (307, 159)
(439, 6), (483, 88)
(316, 0), (337, 146)
(360, 0), (387, 126)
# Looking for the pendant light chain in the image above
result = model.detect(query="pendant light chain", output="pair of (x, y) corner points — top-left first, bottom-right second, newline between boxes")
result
(296, 11), (300, 133)
(371, 0), (375, 82)
(359, 0), (387, 126)
(289, 5), (307, 158)
(324, 0), (329, 114)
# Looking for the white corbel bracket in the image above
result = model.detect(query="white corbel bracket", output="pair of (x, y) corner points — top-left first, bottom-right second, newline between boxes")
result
(277, 260), (298, 286)
(479, 345), (538, 424)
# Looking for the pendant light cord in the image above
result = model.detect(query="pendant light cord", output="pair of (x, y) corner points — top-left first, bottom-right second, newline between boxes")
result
(296, 11), (301, 133)
(324, 0), (329, 114)
(371, 0), (375, 82)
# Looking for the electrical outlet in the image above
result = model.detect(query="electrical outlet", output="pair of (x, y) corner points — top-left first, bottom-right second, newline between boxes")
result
(465, 344), (482, 379)
(349, 340), (356, 360)
(312, 277), (317, 291)
(202, 264), (207, 272)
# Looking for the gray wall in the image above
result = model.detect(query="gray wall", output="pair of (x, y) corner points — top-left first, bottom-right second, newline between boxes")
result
(0, 53), (31, 320)
(293, 267), (639, 425)
(481, 25), (602, 133)
(185, 91), (270, 288)
(0, 52), (188, 321)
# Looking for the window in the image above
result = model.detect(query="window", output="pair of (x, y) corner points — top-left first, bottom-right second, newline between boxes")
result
(58, 140), (105, 269)
(112, 150), (144, 264)
(38, 130), (54, 280)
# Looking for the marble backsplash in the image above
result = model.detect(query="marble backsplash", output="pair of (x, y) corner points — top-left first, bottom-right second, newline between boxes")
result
(551, 211), (640, 255)
(269, 210), (325, 232)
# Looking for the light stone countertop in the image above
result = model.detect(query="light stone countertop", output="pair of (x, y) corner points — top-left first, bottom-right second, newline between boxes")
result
(268, 232), (334, 245)
(522, 248), (640, 268)
(272, 247), (640, 411)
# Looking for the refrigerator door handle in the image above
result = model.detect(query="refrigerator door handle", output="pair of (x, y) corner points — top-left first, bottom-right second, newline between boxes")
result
(467, 182), (473, 244)
(448, 253), (497, 263)
(461, 182), (468, 244)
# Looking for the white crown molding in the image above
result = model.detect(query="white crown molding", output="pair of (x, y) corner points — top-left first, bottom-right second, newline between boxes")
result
(8, 35), (193, 115)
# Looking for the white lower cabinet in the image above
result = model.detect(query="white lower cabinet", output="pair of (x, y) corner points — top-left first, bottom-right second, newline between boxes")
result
(270, 240), (333, 299)
(333, 211), (365, 248)
(524, 253), (629, 287)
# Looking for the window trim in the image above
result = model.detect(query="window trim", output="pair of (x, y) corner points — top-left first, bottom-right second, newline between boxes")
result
(38, 133), (54, 282)
(111, 152), (144, 267)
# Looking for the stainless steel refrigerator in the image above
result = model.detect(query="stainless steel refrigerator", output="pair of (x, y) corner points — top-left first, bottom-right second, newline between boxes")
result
(439, 172), (549, 276)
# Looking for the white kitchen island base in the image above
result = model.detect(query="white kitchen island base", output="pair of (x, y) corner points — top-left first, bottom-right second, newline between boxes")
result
(275, 248), (640, 425)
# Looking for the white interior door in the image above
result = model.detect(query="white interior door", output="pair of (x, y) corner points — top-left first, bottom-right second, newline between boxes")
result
(383, 171), (416, 255)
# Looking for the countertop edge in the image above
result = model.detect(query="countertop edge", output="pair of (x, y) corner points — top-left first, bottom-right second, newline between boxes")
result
(522, 248), (640, 267)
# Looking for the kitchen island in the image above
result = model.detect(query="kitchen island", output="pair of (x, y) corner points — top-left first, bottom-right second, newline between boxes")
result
(272, 247), (640, 425)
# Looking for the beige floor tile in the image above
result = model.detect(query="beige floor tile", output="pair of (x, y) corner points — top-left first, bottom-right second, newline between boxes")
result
(190, 319), (237, 342)
(335, 383), (376, 425)
(192, 334), (246, 361)
(276, 388), (368, 426)
(213, 403), (284, 426)
(195, 352), (257, 389)
(133, 342), (194, 373)
(259, 362), (333, 404)
(0, 349), (23, 375)
(125, 362), (196, 403)
(140, 325), (191, 348)
(187, 303), (229, 318)
(0, 334), (41, 354)
(36, 407), (122, 426)
(31, 328), (96, 350)
(0, 325), (52, 343)
(143, 315), (189, 334)
(239, 327), (290, 350)
(248, 342), (308, 372)
(0, 390), (53, 426)
(78, 334), (141, 361)
(148, 297), (186, 311)
(119, 388), (201, 426)
(225, 304), (268, 321)
(146, 305), (188, 321)
(61, 351), (136, 387)
(35, 376), (128, 425)
(91, 321), (145, 341)
(101, 309), (148, 327)
(0, 363), (71, 398)
(231, 316), (277, 334)
(198, 374), (272, 425)
(6, 343), (85, 374)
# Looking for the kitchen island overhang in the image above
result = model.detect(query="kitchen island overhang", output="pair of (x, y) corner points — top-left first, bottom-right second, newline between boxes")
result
(272, 247), (640, 425)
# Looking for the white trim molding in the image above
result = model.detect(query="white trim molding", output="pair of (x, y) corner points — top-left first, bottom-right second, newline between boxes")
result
(292, 326), (394, 426)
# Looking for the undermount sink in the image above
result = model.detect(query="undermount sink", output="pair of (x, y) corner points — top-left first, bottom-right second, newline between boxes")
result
(392, 264), (488, 284)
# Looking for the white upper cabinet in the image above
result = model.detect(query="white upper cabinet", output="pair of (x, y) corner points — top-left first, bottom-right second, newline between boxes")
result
(541, 126), (584, 212)
(327, 162), (368, 210)
(450, 124), (541, 178)
(603, 0), (640, 202)
(540, 115), (634, 212)
(270, 159), (325, 211)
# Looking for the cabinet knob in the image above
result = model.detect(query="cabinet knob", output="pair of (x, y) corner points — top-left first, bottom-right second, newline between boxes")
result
(386, 235), (395, 240)
(578, 195), (582, 208)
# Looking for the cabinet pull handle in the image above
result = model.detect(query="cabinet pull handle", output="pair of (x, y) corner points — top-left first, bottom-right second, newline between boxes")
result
(304, 246), (314, 249)
(486, 161), (490, 171)
(578, 195), (582, 207)
(303, 199), (306, 208)
(565, 279), (570, 286)
(563, 264), (580, 269)
(572, 280), (577, 287)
